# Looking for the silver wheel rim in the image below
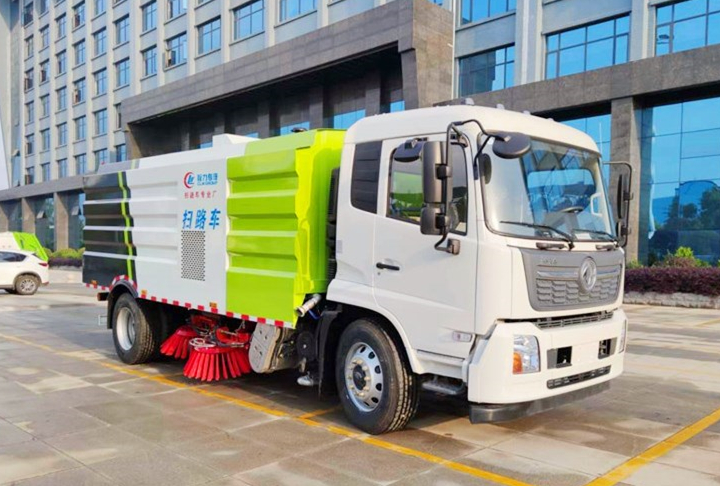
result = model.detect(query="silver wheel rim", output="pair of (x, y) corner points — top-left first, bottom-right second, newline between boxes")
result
(344, 341), (383, 412)
(19, 277), (36, 294)
(116, 307), (136, 351)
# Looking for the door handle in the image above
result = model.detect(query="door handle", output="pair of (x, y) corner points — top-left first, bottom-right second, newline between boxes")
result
(376, 262), (400, 271)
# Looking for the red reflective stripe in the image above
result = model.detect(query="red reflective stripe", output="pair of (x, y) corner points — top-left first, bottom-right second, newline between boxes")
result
(197, 305), (205, 311)
(173, 300), (179, 306)
(274, 320), (284, 327)
(161, 298), (167, 304)
(150, 296), (157, 302)
(184, 302), (192, 308)
(226, 312), (234, 318)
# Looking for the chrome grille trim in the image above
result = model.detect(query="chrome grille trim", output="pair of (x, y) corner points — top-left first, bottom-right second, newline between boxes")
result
(532, 311), (614, 329)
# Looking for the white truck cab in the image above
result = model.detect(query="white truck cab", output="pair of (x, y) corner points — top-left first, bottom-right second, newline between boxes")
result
(327, 105), (630, 423)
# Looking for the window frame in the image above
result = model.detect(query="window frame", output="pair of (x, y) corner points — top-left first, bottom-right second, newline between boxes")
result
(197, 17), (221, 55)
(233, 0), (264, 40)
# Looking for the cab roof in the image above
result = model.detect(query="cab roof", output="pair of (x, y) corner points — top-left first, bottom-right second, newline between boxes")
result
(344, 105), (599, 154)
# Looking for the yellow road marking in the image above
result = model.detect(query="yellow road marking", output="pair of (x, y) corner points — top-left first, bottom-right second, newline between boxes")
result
(585, 405), (720, 486)
(299, 405), (341, 420)
(0, 331), (533, 486)
(696, 317), (720, 328)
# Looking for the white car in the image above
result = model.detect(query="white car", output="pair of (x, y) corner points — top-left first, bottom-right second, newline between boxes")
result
(0, 250), (50, 295)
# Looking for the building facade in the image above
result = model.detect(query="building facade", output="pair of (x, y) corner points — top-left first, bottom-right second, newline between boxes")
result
(1, 0), (719, 265)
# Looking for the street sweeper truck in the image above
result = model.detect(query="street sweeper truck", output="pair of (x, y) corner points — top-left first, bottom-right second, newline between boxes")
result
(83, 105), (633, 434)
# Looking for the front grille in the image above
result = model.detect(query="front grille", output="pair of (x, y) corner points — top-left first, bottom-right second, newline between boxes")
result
(536, 267), (620, 308)
(533, 311), (614, 330)
(547, 365), (611, 389)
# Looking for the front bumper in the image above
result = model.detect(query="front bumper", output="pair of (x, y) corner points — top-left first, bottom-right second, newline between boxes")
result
(467, 309), (626, 407)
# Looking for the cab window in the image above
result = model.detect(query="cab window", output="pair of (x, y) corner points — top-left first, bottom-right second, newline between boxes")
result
(387, 143), (468, 233)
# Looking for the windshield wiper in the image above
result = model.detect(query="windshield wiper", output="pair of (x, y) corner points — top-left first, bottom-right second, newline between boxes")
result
(500, 221), (575, 249)
(572, 228), (618, 243)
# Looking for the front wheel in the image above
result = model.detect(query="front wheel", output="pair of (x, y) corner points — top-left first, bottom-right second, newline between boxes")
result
(112, 293), (158, 365)
(14, 275), (39, 295)
(335, 318), (419, 434)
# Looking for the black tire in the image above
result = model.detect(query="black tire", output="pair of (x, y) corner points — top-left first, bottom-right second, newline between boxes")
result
(14, 274), (40, 296)
(4, 289), (17, 294)
(111, 293), (158, 365)
(335, 318), (420, 434)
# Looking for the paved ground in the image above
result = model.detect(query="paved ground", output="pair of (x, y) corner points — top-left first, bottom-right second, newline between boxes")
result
(0, 273), (719, 486)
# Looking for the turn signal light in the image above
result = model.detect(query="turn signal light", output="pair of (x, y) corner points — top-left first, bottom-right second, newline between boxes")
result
(513, 352), (523, 374)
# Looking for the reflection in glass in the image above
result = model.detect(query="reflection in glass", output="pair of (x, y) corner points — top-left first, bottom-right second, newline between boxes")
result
(655, 0), (720, 55)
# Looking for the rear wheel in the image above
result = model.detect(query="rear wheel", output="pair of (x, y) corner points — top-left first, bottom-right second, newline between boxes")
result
(335, 318), (419, 434)
(14, 275), (39, 296)
(112, 293), (157, 364)
(4, 289), (16, 294)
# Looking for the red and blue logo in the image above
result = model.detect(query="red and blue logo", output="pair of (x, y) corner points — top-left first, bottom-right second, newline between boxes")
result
(183, 172), (195, 189)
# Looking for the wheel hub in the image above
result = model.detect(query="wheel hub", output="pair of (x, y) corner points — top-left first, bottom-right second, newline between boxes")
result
(116, 308), (136, 351)
(344, 342), (383, 412)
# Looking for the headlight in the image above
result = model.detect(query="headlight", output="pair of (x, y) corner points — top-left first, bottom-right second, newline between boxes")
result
(513, 335), (540, 374)
(619, 319), (628, 353)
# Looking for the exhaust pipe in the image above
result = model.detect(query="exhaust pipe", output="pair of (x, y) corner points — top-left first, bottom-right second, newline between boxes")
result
(295, 294), (322, 317)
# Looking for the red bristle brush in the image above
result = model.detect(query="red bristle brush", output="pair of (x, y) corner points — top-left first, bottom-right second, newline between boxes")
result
(183, 329), (251, 381)
(160, 325), (198, 359)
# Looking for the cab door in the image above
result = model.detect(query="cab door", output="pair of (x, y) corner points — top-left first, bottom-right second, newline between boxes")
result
(372, 138), (478, 359)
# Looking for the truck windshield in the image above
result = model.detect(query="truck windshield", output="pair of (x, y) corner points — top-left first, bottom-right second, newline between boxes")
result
(482, 139), (615, 243)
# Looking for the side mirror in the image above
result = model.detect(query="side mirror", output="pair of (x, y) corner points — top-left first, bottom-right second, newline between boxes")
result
(490, 131), (532, 160)
(420, 141), (450, 235)
(607, 162), (633, 248)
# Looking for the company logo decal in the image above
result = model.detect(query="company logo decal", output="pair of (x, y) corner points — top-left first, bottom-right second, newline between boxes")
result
(183, 172), (195, 188)
(183, 172), (218, 189)
(578, 257), (598, 294)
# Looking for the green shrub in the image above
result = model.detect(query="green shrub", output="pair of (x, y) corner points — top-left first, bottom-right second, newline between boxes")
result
(626, 259), (644, 269)
(50, 248), (83, 260)
(654, 247), (710, 268)
(675, 246), (695, 259)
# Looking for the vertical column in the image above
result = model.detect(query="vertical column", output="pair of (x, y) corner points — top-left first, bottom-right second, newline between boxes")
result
(21, 197), (35, 234)
(54, 192), (70, 249)
(611, 97), (643, 262)
(630, 0), (651, 61)
(515, 0), (543, 85)
(364, 70), (381, 117)
(308, 85), (324, 129)
(257, 100), (271, 138)
(0, 203), (9, 232)
(265, 0), (277, 48)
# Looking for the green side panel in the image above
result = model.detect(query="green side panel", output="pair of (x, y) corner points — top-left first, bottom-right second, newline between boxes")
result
(226, 130), (345, 325)
(12, 232), (49, 261)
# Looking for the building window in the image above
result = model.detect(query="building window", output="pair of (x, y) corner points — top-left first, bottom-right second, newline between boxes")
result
(115, 15), (129, 45)
(279, 0), (315, 22)
(75, 153), (87, 174)
(93, 28), (107, 56)
(26, 134), (35, 155)
(165, 33), (187, 67)
(57, 50), (67, 74)
(24, 36), (33, 59)
(40, 95), (50, 117)
(39, 60), (50, 83)
(656, 0), (720, 55)
(73, 78), (86, 103)
(58, 159), (68, 178)
(458, 45), (514, 96)
(115, 144), (127, 162)
(142, 47), (157, 77)
(39, 0), (49, 13)
(41, 129), (50, 151)
(94, 68), (107, 95)
(94, 109), (107, 135)
(26, 167), (35, 185)
(197, 17), (221, 55)
(57, 122), (68, 146)
(233, 0), (264, 40)
(326, 81), (366, 129)
(24, 69), (34, 91)
(75, 115), (86, 140)
(142, 1), (157, 32)
(115, 58), (130, 87)
(23, 2), (33, 26)
(94, 0), (105, 15)
(74, 40), (86, 65)
(40, 26), (50, 49)
(461, 0), (515, 25)
(115, 103), (122, 129)
(546, 15), (629, 79)
(73, 1), (85, 28)
(41, 163), (51, 182)
(641, 95), (720, 264)
(94, 148), (108, 167)
(57, 87), (67, 111)
(26, 101), (34, 122)
(560, 114), (612, 162)
(56, 14), (66, 39)
(168, 0), (187, 19)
